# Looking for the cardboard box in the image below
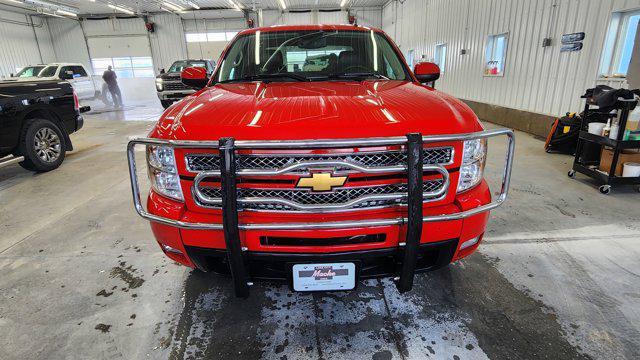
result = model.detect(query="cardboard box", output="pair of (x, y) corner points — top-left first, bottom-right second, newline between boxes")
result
(599, 148), (640, 176)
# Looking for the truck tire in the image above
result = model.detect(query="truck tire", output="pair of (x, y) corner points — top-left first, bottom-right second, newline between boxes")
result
(19, 118), (67, 172)
(161, 100), (173, 109)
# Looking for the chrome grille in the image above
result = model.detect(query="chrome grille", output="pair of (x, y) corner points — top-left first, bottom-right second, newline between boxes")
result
(185, 147), (453, 172)
(186, 153), (219, 172)
(164, 81), (189, 91)
(197, 179), (444, 211)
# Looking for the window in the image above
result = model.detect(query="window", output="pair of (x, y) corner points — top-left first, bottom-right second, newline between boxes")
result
(216, 30), (409, 83)
(484, 33), (508, 76)
(38, 66), (58, 77)
(91, 56), (155, 78)
(168, 60), (209, 73)
(15, 66), (45, 77)
(600, 10), (640, 77)
(435, 43), (447, 72)
(406, 49), (415, 68)
(185, 31), (239, 43)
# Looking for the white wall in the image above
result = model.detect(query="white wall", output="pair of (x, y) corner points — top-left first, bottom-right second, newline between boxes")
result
(0, 9), (55, 78)
(382, 0), (640, 117)
(47, 17), (91, 72)
(148, 13), (188, 72)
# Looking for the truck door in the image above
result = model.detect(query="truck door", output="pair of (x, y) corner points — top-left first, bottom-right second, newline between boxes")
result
(71, 66), (93, 99)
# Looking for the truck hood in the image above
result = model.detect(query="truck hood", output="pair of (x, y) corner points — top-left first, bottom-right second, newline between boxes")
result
(151, 80), (482, 141)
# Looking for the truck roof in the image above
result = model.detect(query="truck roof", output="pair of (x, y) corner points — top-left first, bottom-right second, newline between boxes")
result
(237, 24), (384, 36)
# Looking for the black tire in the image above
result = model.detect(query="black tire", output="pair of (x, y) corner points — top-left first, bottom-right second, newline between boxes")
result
(19, 118), (66, 172)
(161, 100), (173, 109)
(567, 170), (575, 178)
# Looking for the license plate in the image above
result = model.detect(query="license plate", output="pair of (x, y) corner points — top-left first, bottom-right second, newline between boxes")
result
(292, 262), (356, 292)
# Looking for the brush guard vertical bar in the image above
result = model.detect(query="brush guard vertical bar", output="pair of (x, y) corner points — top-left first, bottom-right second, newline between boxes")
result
(219, 137), (251, 298)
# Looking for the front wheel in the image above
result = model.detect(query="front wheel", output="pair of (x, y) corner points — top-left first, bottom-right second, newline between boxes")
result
(19, 118), (66, 172)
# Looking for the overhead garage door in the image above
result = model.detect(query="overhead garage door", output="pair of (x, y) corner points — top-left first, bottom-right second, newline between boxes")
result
(87, 36), (154, 78)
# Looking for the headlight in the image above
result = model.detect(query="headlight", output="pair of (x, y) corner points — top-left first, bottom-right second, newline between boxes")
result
(155, 78), (163, 91)
(147, 145), (183, 201)
(457, 138), (487, 192)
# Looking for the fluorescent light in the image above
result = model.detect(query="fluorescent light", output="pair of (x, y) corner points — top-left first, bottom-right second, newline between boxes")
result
(56, 9), (77, 17)
(163, 1), (184, 12)
(186, 1), (199, 9)
(277, 0), (286, 10)
(340, 0), (348, 7)
(227, 0), (241, 11)
(107, 4), (134, 15)
(1, 0), (23, 4)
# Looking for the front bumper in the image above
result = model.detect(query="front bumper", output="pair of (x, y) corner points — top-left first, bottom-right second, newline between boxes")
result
(157, 90), (195, 100)
(127, 129), (515, 297)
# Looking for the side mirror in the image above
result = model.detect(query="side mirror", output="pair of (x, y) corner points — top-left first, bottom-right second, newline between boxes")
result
(414, 62), (440, 85)
(181, 67), (209, 89)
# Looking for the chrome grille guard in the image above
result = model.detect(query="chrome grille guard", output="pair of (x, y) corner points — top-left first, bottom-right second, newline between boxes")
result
(127, 128), (514, 297)
(127, 128), (514, 230)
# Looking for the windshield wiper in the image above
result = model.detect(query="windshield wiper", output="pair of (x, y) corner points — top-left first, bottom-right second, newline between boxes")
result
(219, 73), (309, 83)
(320, 72), (389, 81)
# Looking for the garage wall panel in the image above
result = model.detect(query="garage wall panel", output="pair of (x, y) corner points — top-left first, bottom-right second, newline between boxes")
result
(47, 17), (92, 72)
(0, 10), (54, 78)
(148, 13), (188, 73)
(382, 0), (640, 117)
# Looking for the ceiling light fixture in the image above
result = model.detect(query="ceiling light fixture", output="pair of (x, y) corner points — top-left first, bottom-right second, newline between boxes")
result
(0, 0), (23, 4)
(277, 0), (286, 10)
(163, 1), (184, 12)
(56, 9), (77, 17)
(340, 0), (347, 7)
(227, 0), (241, 11)
(185, 0), (199, 9)
(107, 4), (135, 15)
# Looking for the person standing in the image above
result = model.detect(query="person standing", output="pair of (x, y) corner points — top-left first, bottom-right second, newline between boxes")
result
(102, 65), (123, 108)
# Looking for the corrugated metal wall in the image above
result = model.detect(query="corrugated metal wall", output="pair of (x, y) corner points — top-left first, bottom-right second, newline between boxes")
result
(148, 14), (188, 73)
(47, 17), (92, 71)
(0, 10), (54, 78)
(382, 0), (640, 116)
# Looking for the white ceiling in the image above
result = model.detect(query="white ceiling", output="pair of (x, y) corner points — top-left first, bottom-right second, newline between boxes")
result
(13, 0), (388, 16)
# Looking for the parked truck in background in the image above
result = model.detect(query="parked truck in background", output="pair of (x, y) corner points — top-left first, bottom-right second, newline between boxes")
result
(0, 80), (87, 172)
(8, 63), (99, 100)
(155, 59), (215, 109)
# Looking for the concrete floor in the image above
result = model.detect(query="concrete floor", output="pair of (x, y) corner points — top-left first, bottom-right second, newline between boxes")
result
(1, 104), (639, 360)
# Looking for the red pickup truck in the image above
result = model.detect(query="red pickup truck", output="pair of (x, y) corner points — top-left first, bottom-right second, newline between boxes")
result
(127, 25), (515, 297)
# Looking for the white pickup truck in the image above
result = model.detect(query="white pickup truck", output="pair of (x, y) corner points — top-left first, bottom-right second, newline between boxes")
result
(11, 63), (99, 100)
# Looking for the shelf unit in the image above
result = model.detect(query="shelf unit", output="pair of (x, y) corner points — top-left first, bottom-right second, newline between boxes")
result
(569, 96), (640, 194)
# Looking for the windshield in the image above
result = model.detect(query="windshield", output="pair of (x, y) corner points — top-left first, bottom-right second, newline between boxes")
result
(16, 66), (45, 77)
(169, 61), (207, 73)
(216, 30), (409, 83)
(38, 66), (58, 77)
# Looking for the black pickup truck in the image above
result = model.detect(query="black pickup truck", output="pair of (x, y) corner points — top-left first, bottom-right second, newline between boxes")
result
(0, 80), (87, 172)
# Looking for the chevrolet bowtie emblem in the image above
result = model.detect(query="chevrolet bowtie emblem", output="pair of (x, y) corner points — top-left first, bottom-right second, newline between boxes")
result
(297, 173), (347, 192)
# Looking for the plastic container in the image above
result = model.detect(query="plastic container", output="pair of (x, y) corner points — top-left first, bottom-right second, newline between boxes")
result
(609, 124), (619, 140)
(588, 122), (606, 135)
(622, 162), (640, 177)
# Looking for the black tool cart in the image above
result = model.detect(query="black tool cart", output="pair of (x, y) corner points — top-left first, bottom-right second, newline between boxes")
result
(568, 86), (640, 194)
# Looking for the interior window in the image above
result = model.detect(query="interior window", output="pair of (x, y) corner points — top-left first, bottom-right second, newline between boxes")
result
(435, 43), (447, 73)
(485, 34), (508, 76)
(600, 10), (640, 77)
